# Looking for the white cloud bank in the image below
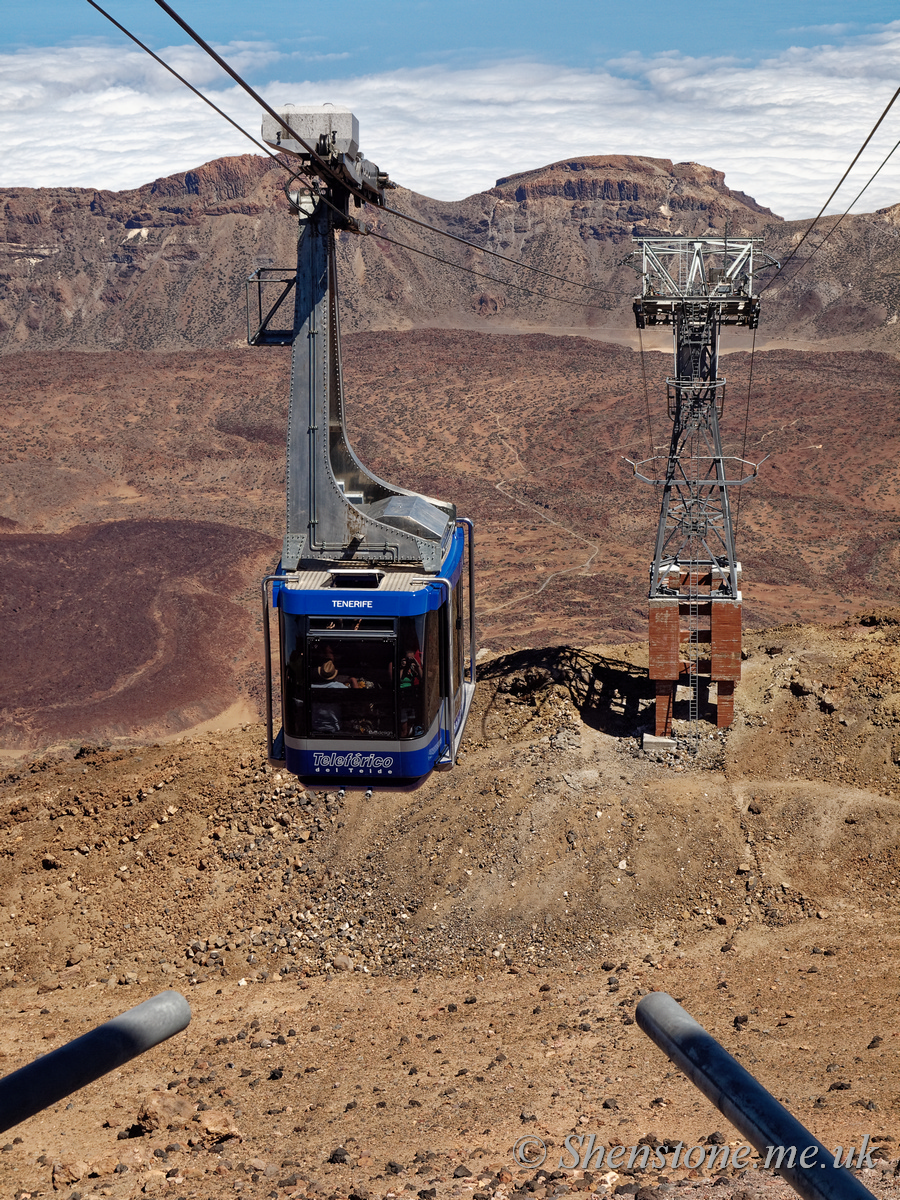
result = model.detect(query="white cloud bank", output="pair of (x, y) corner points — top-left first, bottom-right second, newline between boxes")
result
(3, 25), (900, 218)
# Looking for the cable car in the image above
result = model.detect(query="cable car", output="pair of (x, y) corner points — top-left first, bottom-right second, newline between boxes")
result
(255, 106), (476, 785)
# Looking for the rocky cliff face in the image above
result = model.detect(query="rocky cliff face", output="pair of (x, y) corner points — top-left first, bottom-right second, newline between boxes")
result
(3, 150), (900, 352)
(490, 154), (776, 225)
(0, 156), (289, 352)
(0, 151), (781, 352)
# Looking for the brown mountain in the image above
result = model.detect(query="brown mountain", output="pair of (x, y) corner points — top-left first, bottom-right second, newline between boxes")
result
(0, 150), (792, 351)
(3, 150), (900, 355)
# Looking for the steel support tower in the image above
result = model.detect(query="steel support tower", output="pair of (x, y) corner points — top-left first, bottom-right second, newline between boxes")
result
(629, 238), (768, 745)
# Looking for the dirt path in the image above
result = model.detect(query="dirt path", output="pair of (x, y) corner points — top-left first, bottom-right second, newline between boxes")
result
(482, 482), (602, 615)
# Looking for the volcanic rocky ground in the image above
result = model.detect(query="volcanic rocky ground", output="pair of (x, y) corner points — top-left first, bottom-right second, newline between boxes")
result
(2, 613), (900, 1198)
(2, 332), (899, 754)
(3, 153), (900, 1200)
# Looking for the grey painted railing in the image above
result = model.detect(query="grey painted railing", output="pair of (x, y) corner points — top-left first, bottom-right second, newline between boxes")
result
(636, 992), (877, 1200)
(0, 990), (191, 1134)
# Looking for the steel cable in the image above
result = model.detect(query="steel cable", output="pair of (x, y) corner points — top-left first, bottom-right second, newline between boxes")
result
(774, 131), (900, 288)
(380, 203), (627, 296)
(147, 0), (369, 200)
(760, 81), (900, 294)
(364, 228), (613, 312)
(637, 326), (655, 460)
(88, 0), (635, 303)
(733, 325), (757, 539)
(85, 0), (290, 167)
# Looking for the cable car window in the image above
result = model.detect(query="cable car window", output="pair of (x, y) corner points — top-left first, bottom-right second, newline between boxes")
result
(309, 636), (396, 738)
(309, 617), (395, 631)
(281, 613), (306, 738)
(396, 616), (427, 738)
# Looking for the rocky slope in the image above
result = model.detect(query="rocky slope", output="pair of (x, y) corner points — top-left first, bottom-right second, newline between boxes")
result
(1, 151), (773, 352)
(1, 613), (900, 1197)
(3, 149), (900, 355)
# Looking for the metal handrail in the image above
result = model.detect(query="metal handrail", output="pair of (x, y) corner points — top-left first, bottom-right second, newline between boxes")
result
(636, 993), (877, 1200)
(262, 574), (292, 762)
(457, 517), (477, 685)
(0, 991), (191, 1134)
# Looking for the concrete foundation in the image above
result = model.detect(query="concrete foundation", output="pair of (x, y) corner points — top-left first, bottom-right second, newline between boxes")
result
(643, 733), (677, 751)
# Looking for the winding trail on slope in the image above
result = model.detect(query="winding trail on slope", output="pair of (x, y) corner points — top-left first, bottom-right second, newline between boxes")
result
(481, 410), (602, 616)
(482, 480), (602, 616)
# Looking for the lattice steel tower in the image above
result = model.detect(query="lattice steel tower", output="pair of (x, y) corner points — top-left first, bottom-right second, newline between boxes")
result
(629, 238), (769, 745)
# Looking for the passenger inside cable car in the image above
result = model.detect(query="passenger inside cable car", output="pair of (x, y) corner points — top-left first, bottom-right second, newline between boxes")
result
(281, 613), (441, 741)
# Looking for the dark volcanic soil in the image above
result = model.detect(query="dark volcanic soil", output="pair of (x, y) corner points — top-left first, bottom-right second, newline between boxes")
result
(0, 520), (275, 753)
(2, 334), (900, 754)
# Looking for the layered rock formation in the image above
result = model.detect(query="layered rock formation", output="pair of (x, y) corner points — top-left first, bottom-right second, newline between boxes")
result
(0, 152), (784, 352)
(4, 148), (900, 352)
(7, 146), (900, 355)
(0, 156), (286, 352)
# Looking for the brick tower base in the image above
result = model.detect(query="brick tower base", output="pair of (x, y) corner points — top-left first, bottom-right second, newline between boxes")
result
(649, 587), (742, 737)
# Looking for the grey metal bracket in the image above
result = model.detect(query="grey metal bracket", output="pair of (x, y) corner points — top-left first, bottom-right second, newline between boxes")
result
(246, 267), (297, 345)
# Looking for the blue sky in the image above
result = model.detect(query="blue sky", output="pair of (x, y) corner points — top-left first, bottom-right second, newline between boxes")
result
(3, 2), (900, 217)
(5, 1), (897, 72)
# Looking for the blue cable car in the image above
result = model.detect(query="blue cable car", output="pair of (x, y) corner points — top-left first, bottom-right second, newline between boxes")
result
(255, 106), (476, 785)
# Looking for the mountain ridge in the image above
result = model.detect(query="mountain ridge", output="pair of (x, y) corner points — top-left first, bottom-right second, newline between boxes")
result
(489, 153), (779, 219)
(10, 149), (898, 355)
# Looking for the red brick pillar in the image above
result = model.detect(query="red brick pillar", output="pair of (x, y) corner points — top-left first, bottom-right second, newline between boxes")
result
(710, 598), (741, 729)
(649, 598), (680, 737)
(649, 598), (680, 676)
(655, 680), (676, 736)
(716, 680), (735, 727)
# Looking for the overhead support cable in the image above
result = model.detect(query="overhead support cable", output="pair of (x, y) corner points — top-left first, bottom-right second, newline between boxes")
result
(85, 0), (285, 165)
(776, 131), (900, 287)
(380, 203), (626, 296)
(364, 228), (614, 312)
(148, 0), (364, 200)
(88, 0), (634, 304)
(761, 81), (900, 293)
(637, 326), (655, 459)
(733, 325), (757, 539)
